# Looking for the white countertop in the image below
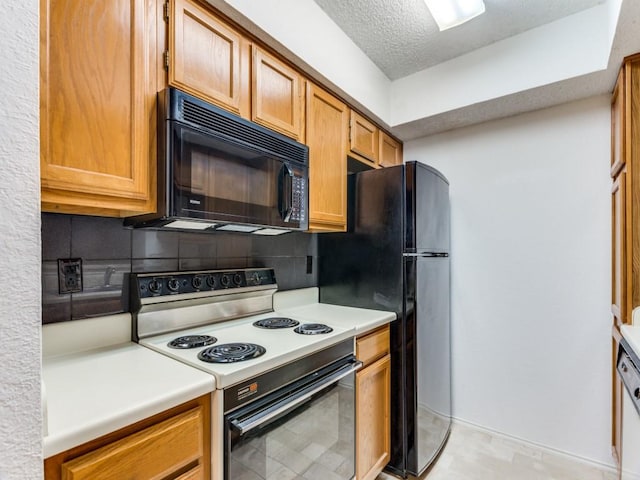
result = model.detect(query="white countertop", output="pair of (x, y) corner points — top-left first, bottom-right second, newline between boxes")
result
(42, 341), (214, 458)
(622, 324), (640, 359)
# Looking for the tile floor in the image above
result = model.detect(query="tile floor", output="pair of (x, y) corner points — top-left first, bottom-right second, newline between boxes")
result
(376, 422), (616, 480)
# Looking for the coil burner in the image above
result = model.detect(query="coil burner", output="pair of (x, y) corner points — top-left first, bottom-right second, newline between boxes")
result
(168, 335), (216, 349)
(293, 323), (334, 335)
(253, 317), (300, 329)
(198, 343), (266, 363)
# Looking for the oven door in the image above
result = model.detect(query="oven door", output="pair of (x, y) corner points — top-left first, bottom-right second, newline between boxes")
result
(169, 121), (308, 231)
(224, 357), (360, 480)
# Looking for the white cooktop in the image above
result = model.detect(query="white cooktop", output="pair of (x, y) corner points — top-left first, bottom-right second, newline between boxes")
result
(139, 310), (356, 388)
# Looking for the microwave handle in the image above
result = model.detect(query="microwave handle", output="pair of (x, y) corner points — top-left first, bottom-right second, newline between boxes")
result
(230, 360), (362, 435)
(278, 164), (294, 222)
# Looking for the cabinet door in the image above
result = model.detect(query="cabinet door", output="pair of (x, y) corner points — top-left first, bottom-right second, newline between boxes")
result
(611, 68), (626, 177)
(306, 83), (348, 232)
(40, 0), (158, 216)
(252, 47), (305, 141)
(379, 131), (403, 168)
(356, 354), (391, 480)
(169, 0), (250, 118)
(612, 171), (628, 323)
(350, 111), (379, 166)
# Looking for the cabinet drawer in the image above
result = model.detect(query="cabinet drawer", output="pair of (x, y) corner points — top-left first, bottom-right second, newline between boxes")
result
(356, 325), (390, 367)
(175, 464), (204, 480)
(60, 407), (203, 480)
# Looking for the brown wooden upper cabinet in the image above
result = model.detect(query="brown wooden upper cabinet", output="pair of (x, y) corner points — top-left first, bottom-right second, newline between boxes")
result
(379, 131), (403, 168)
(306, 83), (348, 232)
(168, 0), (250, 118)
(349, 111), (379, 167)
(40, 0), (160, 216)
(252, 47), (305, 141)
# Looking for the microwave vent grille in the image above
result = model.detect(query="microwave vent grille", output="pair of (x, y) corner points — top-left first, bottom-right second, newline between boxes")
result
(181, 99), (308, 165)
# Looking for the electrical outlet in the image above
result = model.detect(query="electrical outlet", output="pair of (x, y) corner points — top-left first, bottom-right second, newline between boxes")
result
(58, 258), (83, 294)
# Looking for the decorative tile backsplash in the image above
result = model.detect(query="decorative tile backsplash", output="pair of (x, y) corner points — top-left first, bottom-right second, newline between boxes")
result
(41, 213), (318, 324)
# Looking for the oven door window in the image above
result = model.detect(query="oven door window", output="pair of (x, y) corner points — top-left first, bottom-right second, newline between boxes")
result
(170, 122), (296, 228)
(226, 379), (355, 480)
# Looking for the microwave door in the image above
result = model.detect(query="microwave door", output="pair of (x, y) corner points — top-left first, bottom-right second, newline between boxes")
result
(172, 123), (295, 228)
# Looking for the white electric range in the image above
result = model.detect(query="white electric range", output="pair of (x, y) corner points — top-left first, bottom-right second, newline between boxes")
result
(131, 268), (360, 480)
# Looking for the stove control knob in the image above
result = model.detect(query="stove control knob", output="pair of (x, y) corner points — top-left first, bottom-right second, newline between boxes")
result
(206, 275), (216, 289)
(220, 274), (231, 288)
(249, 272), (262, 286)
(167, 278), (180, 292)
(148, 279), (162, 294)
(233, 273), (243, 286)
(192, 275), (203, 289)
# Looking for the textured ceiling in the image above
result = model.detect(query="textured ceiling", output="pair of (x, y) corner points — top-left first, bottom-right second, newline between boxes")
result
(313, 0), (605, 80)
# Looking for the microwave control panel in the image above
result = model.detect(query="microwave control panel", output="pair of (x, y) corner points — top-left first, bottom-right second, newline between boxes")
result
(290, 176), (306, 223)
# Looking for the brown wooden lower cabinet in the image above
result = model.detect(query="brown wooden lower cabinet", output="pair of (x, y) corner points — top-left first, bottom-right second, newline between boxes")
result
(44, 395), (210, 480)
(356, 326), (391, 480)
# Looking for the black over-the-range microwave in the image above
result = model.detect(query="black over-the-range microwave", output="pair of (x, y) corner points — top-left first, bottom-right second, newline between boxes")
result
(125, 87), (309, 234)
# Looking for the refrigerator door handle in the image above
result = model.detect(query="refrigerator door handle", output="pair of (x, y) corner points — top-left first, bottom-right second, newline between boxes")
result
(403, 252), (449, 258)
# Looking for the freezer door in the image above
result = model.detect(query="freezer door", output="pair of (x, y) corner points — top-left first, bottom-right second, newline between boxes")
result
(405, 162), (450, 253)
(405, 254), (451, 476)
(319, 166), (405, 313)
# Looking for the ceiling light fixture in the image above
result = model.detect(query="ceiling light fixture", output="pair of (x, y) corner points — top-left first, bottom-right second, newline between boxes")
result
(424, 0), (486, 31)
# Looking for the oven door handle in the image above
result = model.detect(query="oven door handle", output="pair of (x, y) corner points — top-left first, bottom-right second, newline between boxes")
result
(230, 360), (362, 435)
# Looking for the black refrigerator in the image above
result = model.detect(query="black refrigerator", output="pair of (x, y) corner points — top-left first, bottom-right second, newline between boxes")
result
(319, 161), (451, 478)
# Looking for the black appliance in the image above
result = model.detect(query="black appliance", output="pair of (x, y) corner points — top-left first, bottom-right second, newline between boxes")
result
(125, 88), (309, 233)
(319, 161), (451, 478)
(225, 340), (360, 480)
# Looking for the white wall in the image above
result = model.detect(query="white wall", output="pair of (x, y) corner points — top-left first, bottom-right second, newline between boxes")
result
(405, 96), (613, 465)
(0, 1), (42, 479)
